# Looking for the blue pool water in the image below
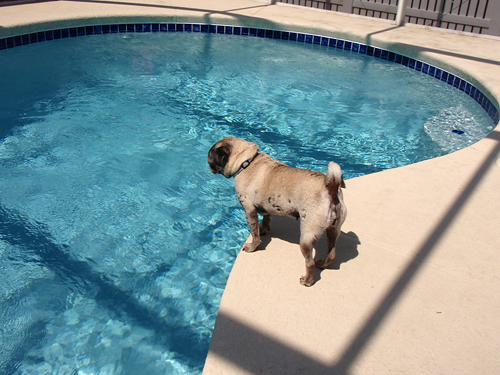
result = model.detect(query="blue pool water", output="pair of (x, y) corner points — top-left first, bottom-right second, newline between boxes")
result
(0, 29), (495, 374)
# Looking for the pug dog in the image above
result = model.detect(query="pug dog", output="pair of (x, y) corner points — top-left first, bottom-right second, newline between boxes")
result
(207, 137), (346, 286)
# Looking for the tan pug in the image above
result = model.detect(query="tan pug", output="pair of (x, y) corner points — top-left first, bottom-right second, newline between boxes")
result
(207, 137), (346, 286)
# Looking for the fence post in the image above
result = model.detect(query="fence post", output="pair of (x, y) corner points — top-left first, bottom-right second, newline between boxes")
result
(342, 0), (353, 14)
(486, 0), (500, 36)
(396, 0), (407, 25)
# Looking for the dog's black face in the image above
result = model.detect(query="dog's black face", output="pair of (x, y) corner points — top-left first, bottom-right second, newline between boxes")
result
(207, 142), (232, 176)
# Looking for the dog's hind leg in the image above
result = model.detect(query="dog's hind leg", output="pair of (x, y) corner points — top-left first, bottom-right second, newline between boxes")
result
(299, 232), (317, 287)
(260, 214), (272, 235)
(316, 225), (341, 269)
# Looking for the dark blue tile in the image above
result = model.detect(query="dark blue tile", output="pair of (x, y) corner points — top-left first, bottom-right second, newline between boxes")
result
(233, 27), (241, 35)
(126, 24), (134, 33)
(387, 51), (395, 61)
(209, 25), (217, 34)
(477, 93), (485, 106)
(289, 32), (297, 41)
(185, 24), (192, 32)
(0, 38), (6, 50)
(428, 66), (436, 77)
(225, 26), (232, 35)
(491, 108), (499, 123)
(264, 29), (273, 38)
(36, 31), (46, 42)
(29, 33), (38, 43)
(374, 48), (382, 58)
(135, 24), (143, 33)
(465, 82), (472, 95)
(401, 56), (409, 66)
(14, 35), (22, 46)
(351, 43), (360, 53)
(177, 24), (184, 32)
(422, 63), (429, 74)
(313, 35), (321, 44)
(152, 24), (160, 32)
(241, 27), (249, 36)
(297, 34), (305, 42)
(119, 24), (127, 33)
(321, 37), (329, 46)
(434, 69), (442, 80)
(394, 53), (402, 63)
(44, 30), (53, 41)
(77, 27), (85, 36)
(192, 24), (200, 32)
(20, 34), (29, 45)
(359, 44), (367, 54)
(305, 34), (313, 44)
(143, 24), (151, 32)
(94, 25), (102, 34)
(168, 24), (176, 32)
(336, 39), (344, 49)
(110, 25), (118, 34)
(257, 29), (265, 38)
(249, 28), (257, 37)
(447, 74), (456, 86)
(273, 30), (281, 39)
(5, 37), (14, 48)
(102, 25), (110, 34)
(485, 100), (492, 115)
(69, 28), (78, 37)
(329, 38), (337, 47)
(441, 71), (449, 82)
(217, 25), (225, 34)
(86, 26), (95, 35)
(453, 77), (461, 89)
(344, 41), (352, 50)
(469, 86), (476, 99)
(366, 46), (374, 56)
(380, 49), (388, 60)
(415, 61), (422, 71)
(281, 31), (289, 40)
(408, 58), (416, 69)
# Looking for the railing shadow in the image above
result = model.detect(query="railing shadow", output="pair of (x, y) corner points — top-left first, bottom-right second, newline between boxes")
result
(0, 205), (209, 371)
(208, 130), (500, 374)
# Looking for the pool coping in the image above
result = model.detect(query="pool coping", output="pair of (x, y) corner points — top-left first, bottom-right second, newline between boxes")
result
(2, 1), (500, 374)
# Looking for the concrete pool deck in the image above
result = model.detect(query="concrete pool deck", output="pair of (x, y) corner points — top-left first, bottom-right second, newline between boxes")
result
(1, 0), (500, 373)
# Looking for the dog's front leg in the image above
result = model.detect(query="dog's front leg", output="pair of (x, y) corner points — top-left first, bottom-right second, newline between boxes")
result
(242, 209), (261, 253)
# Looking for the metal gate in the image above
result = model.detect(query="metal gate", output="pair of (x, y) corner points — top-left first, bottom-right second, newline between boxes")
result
(277, 0), (500, 36)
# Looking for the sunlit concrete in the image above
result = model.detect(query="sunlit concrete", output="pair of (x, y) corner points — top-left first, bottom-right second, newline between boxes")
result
(2, 1), (500, 374)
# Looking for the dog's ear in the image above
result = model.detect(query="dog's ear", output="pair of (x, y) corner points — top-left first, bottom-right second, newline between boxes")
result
(208, 143), (232, 175)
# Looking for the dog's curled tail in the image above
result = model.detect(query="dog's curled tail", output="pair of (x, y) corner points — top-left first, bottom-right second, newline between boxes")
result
(325, 161), (345, 196)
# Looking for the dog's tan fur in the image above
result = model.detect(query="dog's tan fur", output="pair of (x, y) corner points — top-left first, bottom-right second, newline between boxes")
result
(208, 137), (347, 286)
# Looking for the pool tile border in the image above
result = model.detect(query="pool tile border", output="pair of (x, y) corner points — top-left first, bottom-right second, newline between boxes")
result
(0, 22), (498, 125)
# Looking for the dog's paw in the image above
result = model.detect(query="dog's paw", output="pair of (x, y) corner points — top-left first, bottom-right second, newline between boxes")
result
(242, 242), (259, 253)
(299, 275), (314, 287)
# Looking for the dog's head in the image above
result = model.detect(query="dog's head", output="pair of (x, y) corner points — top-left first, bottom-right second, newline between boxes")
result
(208, 137), (259, 178)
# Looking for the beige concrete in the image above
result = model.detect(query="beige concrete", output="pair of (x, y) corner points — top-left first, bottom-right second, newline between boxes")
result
(1, 1), (500, 374)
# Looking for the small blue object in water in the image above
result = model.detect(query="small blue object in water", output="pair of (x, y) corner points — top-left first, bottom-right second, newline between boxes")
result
(452, 129), (465, 135)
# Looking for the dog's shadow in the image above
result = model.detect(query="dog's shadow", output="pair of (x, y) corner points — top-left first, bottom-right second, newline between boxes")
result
(259, 216), (360, 281)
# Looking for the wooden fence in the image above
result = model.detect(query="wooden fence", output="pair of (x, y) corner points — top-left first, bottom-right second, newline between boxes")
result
(277, 0), (500, 36)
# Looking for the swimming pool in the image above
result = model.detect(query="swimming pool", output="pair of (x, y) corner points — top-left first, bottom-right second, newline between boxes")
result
(0, 23), (497, 374)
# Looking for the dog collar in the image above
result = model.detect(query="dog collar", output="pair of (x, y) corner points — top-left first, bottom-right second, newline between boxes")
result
(232, 153), (258, 178)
